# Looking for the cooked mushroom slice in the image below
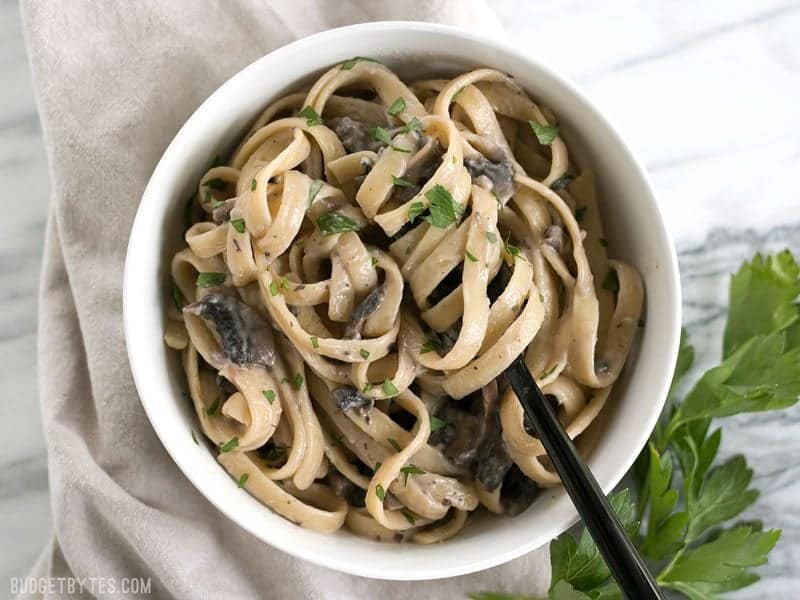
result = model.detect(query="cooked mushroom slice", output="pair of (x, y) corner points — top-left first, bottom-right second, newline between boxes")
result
(474, 410), (513, 492)
(186, 293), (275, 367)
(543, 225), (565, 254)
(332, 387), (374, 416)
(431, 382), (499, 468)
(500, 465), (541, 516)
(328, 116), (384, 153)
(464, 154), (515, 203)
(343, 285), (385, 339)
(211, 198), (235, 223)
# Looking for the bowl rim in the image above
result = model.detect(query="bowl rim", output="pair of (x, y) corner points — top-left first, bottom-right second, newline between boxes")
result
(123, 20), (682, 580)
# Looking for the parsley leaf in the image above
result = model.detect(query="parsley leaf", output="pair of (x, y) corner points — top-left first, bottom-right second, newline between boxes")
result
(375, 483), (386, 502)
(230, 218), (246, 233)
(659, 525), (780, 589)
(219, 437), (239, 453)
(685, 455), (759, 542)
(340, 56), (378, 70)
(420, 339), (443, 354)
(387, 97), (406, 117)
(308, 179), (324, 208)
(724, 250), (800, 358)
(407, 201), (425, 223)
(528, 120), (560, 145)
(317, 212), (361, 236)
(196, 272), (226, 288)
(641, 444), (688, 559)
(382, 379), (399, 396)
(400, 464), (425, 485)
(430, 415), (447, 432)
(392, 175), (413, 188)
(298, 105), (321, 126)
(669, 328), (695, 398)
(423, 185), (461, 228)
(262, 389), (275, 404)
(679, 330), (800, 422)
(404, 117), (424, 133)
(550, 489), (635, 593)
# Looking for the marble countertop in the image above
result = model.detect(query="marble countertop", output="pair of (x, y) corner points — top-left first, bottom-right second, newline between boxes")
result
(2, 0), (798, 597)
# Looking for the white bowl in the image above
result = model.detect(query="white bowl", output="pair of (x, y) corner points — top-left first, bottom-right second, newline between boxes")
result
(123, 21), (681, 581)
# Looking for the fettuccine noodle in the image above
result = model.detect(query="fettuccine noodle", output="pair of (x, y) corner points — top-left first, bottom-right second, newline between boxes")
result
(165, 58), (644, 543)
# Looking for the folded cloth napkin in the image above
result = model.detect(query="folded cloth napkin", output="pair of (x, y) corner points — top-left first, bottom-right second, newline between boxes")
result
(20, 1), (550, 597)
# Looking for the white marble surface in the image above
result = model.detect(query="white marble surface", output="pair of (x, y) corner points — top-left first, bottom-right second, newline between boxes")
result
(2, 0), (798, 598)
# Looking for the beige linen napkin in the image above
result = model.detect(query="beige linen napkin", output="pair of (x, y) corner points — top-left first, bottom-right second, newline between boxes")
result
(20, 1), (550, 598)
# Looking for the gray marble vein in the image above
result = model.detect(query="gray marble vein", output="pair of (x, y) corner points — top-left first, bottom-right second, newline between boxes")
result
(2, 0), (799, 598)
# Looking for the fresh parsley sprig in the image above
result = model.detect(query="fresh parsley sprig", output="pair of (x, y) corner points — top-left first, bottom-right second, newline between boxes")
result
(472, 250), (800, 600)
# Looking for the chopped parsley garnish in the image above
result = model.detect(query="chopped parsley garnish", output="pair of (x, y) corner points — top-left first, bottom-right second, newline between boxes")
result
(269, 281), (279, 296)
(420, 339), (443, 354)
(340, 56), (378, 70)
(602, 269), (620, 293)
(292, 373), (304, 390)
(387, 97), (406, 117)
(281, 377), (289, 385)
(262, 389), (276, 404)
(230, 218), (246, 233)
(400, 464), (425, 485)
(363, 382), (373, 393)
(368, 126), (411, 153)
(374, 461), (382, 472)
(403, 511), (416, 526)
(423, 185), (461, 228)
(486, 231), (498, 243)
(392, 175), (413, 188)
(375, 483), (386, 502)
(575, 206), (588, 222)
(369, 126), (393, 146)
(539, 365), (557, 380)
(212, 200), (226, 209)
(191, 429), (199, 445)
(237, 473), (249, 488)
(311, 336), (319, 349)
(172, 284), (185, 311)
(430, 415), (447, 433)
(407, 201), (425, 223)
(382, 379), (399, 396)
(465, 250), (478, 262)
(404, 117), (423, 133)
(387, 437), (402, 452)
(203, 189), (212, 204)
(196, 272), (226, 288)
(504, 238), (521, 259)
(219, 437), (239, 453)
(203, 177), (226, 189)
(298, 105), (321, 126)
(280, 277), (289, 290)
(250, 178), (257, 191)
(206, 397), (220, 416)
(307, 179), (324, 208)
(317, 212), (361, 236)
(528, 119), (560, 145)
(371, 256), (378, 267)
(360, 348), (370, 359)
(539, 292), (545, 302)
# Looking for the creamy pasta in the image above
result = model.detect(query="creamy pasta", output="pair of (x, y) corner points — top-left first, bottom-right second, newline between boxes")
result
(164, 59), (644, 543)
